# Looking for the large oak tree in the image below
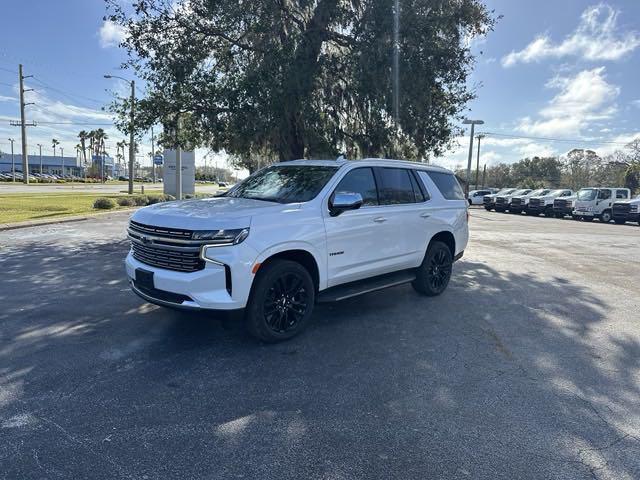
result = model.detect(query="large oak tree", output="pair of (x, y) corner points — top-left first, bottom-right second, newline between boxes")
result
(106, 0), (495, 167)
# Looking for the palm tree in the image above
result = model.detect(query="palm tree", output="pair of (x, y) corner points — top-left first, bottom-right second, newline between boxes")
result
(51, 138), (59, 157)
(92, 128), (108, 181)
(78, 131), (89, 165)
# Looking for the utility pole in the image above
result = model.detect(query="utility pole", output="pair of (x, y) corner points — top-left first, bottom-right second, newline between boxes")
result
(475, 134), (485, 190)
(8, 138), (15, 182)
(482, 164), (487, 189)
(18, 64), (34, 184)
(462, 119), (484, 197)
(37, 143), (43, 174)
(60, 147), (64, 177)
(104, 74), (135, 194)
(151, 126), (156, 183)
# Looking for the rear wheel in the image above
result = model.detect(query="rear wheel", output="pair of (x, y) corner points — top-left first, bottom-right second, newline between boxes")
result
(599, 210), (612, 223)
(245, 260), (315, 342)
(484, 206), (492, 211)
(412, 241), (453, 297)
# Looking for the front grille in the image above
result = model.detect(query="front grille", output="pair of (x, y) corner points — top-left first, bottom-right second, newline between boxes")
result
(131, 241), (204, 272)
(496, 197), (506, 204)
(613, 203), (630, 216)
(529, 198), (541, 208)
(483, 196), (492, 204)
(128, 221), (205, 273)
(129, 220), (193, 240)
(554, 199), (567, 208)
(511, 198), (522, 206)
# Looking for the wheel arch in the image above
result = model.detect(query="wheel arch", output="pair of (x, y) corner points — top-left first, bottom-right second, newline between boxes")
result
(255, 245), (323, 292)
(429, 231), (456, 257)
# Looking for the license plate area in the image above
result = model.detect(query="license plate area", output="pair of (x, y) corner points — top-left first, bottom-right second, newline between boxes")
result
(135, 268), (154, 290)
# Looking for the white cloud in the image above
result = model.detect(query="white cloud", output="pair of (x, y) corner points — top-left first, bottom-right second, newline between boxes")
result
(99, 20), (126, 48)
(517, 67), (619, 137)
(633, 99), (640, 109)
(0, 94), (17, 103)
(502, 4), (640, 67)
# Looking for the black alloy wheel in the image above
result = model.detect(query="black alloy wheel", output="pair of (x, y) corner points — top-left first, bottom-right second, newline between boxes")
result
(413, 241), (453, 296)
(263, 272), (309, 334)
(245, 259), (315, 342)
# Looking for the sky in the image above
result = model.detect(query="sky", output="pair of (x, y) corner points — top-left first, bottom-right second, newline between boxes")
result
(0, 0), (639, 172)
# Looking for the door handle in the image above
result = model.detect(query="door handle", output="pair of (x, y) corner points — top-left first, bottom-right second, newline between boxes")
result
(420, 212), (431, 218)
(373, 217), (387, 223)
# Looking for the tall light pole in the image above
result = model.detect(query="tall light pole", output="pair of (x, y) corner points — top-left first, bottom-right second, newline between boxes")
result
(462, 119), (484, 196)
(37, 143), (43, 174)
(8, 138), (15, 182)
(105, 74), (135, 194)
(60, 147), (64, 177)
(475, 134), (485, 190)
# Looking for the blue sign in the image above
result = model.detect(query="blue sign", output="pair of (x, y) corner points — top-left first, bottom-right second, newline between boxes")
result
(153, 154), (164, 165)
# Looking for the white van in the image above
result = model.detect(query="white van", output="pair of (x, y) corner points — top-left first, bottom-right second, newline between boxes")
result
(573, 188), (631, 223)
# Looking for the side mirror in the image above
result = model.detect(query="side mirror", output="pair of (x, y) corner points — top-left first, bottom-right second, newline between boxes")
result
(330, 192), (363, 217)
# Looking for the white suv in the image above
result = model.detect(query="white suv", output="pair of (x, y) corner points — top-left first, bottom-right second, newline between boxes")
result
(125, 159), (469, 342)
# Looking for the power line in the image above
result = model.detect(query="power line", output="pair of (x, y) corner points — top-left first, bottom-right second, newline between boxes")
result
(31, 76), (108, 107)
(480, 131), (633, 146)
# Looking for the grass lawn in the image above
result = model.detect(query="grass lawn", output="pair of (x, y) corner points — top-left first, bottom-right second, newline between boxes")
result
(0, 192), (134, 224)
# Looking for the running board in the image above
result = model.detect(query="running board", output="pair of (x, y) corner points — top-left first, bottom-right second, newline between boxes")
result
(317, 270), (416, 303)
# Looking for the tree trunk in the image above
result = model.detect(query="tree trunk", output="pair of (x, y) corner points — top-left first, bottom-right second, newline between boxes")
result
(278, 0), (339, 161)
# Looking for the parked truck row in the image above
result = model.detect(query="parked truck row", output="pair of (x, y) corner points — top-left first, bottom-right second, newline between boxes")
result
(473, 187), (640, 225)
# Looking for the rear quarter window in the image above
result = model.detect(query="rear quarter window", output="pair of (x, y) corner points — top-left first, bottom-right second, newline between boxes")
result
(426, 171), (465, 200)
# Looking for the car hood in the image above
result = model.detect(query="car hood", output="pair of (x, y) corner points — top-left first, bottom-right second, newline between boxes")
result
(131, 197), (300, 230)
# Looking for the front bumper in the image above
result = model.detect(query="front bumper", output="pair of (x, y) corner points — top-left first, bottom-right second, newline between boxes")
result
(553, 207), (573, 216)
(125, 246), (256, 310)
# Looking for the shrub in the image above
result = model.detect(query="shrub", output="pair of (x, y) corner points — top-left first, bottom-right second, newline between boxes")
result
(93, 197), (116, 210)
(132, 195), (149, 206)
(117, 197), (136, 207)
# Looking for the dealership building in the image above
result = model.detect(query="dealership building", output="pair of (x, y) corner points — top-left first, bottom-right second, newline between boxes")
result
(0, 152), (115, 177)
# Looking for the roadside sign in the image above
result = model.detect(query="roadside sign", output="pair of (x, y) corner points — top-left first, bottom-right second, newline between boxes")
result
(153, 154), (164, 165)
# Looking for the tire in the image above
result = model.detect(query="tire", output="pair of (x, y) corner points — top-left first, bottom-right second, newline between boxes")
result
(245, 259), (315, 342)
(555, 213), (564, 219)
(583, 216), (594, 222)
(412, 241), (453, 297)
(468, 199), (473, 206)
(614, 219), (625, 225)
(599, 210), (612, 223)
(544, 206), (554, 217)
(484, 205), (491, 211)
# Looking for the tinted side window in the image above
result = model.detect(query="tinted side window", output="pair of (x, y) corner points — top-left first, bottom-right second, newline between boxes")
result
(598, 189), (611, 200)
(409, 171), (427, 202)
(378, 168), (416, 205)
(616, 190), (629, 199)
(427, 171), (465, 200)
(333, 168), (378, 206)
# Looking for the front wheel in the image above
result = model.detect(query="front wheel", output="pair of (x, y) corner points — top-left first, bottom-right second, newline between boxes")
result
(412, 241), (453, 296)
(245, 259), (315, 342)
(599, 210), (612, 223)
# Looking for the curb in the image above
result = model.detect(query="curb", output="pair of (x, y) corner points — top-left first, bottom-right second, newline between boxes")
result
(0, 208), (138, 232)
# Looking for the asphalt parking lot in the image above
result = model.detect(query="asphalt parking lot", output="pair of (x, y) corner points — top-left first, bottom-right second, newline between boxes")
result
(1, 210), (639, 479)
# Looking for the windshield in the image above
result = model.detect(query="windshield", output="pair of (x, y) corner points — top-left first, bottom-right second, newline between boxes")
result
(496, 188), (516, 195)
(226, 165), (338, 203)
(511, 189), (529, 196)
(577, 188), (597, 201)
(527, 189), (548, 197)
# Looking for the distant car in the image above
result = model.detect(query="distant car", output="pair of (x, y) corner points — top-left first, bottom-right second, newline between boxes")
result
(467, 189), (493, 206)
(573, 187), (630, 223)
(527, 189), (574, 217)
(494, 189), (532, 212)
(612, 194), (640, 225)
(483, 188), (516, 211)
(509, 188), (551, 214)
(218, 181), (229, 187)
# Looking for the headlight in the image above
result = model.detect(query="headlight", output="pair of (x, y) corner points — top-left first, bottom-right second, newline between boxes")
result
(192, 228), (250, 246)
(631, 205), (638, 213)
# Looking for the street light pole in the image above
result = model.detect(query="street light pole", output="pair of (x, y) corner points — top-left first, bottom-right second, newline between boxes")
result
(37, 143), (43, 174)
(475, 134), (485, 190)
(151, 126), (156, 184)
(60, 147), (64, 178)
(104, 74), (135, 194)
(462, 119), (484, 196)
(8, 138), (15, 182)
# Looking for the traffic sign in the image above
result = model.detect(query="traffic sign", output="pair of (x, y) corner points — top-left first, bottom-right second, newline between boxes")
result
(153, 154), (164, 165)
